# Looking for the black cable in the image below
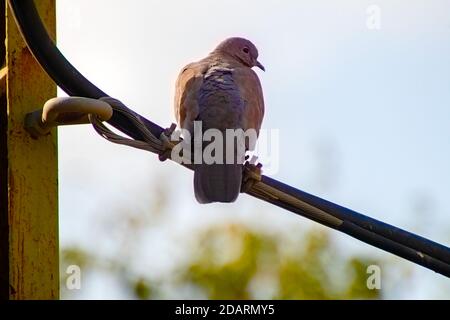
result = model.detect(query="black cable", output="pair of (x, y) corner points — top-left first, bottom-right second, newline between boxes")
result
(8, 0), (450, 277)
(260, 176), (450, 266)
(250, 188), (450, 276)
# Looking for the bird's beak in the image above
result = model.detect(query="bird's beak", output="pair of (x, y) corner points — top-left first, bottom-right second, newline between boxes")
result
(255, 60), (265, 72)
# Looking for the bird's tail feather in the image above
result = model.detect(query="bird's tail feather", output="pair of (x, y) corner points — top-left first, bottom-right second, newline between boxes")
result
(193, 128), (246, 204)
(194, 163), (242, 204)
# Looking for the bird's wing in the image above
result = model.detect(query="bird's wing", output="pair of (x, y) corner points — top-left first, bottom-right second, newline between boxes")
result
(232, 67), (265, 135)
(174, 62), (207, 132)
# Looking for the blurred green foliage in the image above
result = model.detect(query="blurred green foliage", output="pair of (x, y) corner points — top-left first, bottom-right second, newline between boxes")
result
(183, 224), (379, 299)
(61, 223), (380, 299)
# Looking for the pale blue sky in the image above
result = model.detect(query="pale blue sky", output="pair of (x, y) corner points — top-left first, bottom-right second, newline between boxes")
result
(56, 0), (450, 298)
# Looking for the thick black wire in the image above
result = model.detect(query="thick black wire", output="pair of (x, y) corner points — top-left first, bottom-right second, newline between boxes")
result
(260, 176), (450, 266)
(255, 187), (450, 276)
(8, 0), (450, 277)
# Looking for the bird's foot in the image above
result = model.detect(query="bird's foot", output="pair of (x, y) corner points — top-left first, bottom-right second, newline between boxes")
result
(158, 123), (177, 161)
(241, 155), (263, 192)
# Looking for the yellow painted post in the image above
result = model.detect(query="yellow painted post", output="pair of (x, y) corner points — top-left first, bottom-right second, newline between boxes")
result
(0, 1), (58, 299)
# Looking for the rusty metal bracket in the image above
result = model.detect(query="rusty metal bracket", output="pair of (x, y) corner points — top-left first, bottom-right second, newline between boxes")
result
(24, 96), (113, 138)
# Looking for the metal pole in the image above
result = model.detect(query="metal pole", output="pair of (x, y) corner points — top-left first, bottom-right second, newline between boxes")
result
(0, 0), (58, 299)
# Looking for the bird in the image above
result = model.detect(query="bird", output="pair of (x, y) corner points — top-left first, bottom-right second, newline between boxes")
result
(174, 37), (265, 204)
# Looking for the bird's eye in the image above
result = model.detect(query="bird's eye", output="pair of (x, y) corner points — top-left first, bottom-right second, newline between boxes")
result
(242, 47), (249, 54)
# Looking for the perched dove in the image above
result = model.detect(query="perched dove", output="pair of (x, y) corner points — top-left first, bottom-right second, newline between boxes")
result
(174, 37), (265, 203)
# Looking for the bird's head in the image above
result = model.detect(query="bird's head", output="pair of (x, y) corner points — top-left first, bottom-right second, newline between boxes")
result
(214, 37), (265, 71)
